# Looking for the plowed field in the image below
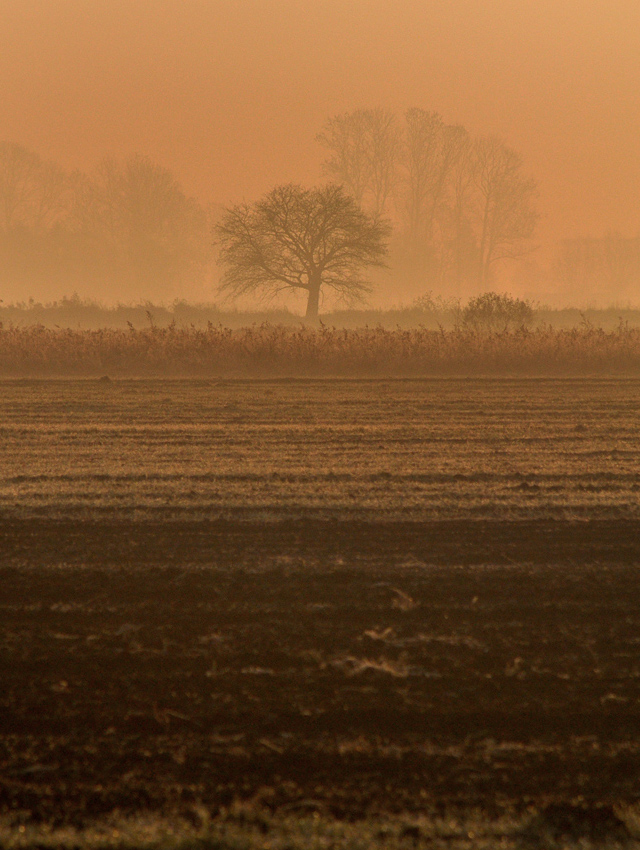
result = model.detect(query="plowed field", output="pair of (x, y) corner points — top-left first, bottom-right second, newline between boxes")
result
(1, 379), (640, 828)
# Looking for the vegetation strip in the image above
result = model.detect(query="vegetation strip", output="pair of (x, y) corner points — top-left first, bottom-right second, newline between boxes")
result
(2, 323), (640, 376)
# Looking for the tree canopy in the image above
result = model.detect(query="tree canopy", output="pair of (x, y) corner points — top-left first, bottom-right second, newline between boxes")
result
(318, 109), (539, 291)
(215, 183), (390, 319)
(0, 144), (211, 299)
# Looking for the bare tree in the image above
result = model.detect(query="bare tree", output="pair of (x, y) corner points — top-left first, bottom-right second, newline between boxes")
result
(400, 111), (471, 283)
(473, 137), (539, 287)
(440, 129), (477, 289)
(555, 233), (640, 301)
(0, 142), (69, 231)
(365, 109), (401, 216)
(317, 109), (400, 216)
(74, 154), (209, 292)
(403, 109), (445, 250)
(317, 110), (540, 296)
(215, 184), (390, 319)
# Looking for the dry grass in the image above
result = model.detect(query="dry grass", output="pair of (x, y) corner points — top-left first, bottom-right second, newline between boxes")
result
(1, 322), (640, 377)
(1, 379), (637, 523)
(1, 804), (638, 850)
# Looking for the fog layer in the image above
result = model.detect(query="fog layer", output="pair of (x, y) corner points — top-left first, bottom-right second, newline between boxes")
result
(1, 0), (638, 305)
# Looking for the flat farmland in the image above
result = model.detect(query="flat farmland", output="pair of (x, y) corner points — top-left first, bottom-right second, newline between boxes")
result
(1, 378), (639, 522)
(2, 378), (640, 841)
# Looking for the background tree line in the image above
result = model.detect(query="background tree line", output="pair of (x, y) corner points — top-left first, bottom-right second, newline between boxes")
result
(3, 123), (634, 310)
(317, 108), (539, 293)
(0, 113), (541, 310)
(555, 233), (640, 303)
(0, 142), (211, 300)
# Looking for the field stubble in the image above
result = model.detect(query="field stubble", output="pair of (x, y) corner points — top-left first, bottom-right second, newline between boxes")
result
(1, 378), (640, 847)
(0, 378), (638, 522)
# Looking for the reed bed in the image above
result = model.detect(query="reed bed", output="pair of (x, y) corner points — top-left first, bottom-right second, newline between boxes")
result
(1, 321), (640, 377)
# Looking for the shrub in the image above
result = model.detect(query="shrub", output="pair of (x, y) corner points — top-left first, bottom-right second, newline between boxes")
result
(461, 291), (534, 332)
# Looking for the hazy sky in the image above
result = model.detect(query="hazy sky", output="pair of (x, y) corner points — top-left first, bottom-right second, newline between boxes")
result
(1, 0), (639, 251)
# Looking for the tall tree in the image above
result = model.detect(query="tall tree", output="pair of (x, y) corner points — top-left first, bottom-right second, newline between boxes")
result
(74, 154), (209, 293)
(0, 142), (69, 232)
(215, 184), (390, 319)
(317, 110), (540, 295)
(402, 110), (469, 276)
(0, 142), (75, 291)
(317, 109), (400, 216)
(440, 129), (478, 289)
(472, 137), (539, 287)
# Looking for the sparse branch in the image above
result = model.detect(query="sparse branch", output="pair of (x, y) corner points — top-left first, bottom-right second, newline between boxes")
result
(215, 184), (390, 319)
(317, 109), (399, 216)
(472, 137), (539, 286)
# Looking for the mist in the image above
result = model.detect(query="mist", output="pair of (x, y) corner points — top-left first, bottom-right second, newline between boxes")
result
(4, 4), (640, 837)
(1, 0), (639, 308)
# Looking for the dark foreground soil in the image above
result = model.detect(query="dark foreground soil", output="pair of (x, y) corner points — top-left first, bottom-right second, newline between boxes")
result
(2, 518), (640, 827)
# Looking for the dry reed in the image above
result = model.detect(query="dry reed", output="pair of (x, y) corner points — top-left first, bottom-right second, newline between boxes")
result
(1, 321), (639, 377)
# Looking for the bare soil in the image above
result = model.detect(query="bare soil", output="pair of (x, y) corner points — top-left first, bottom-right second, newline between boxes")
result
(2, 517), (640, 826)
(1, 379), (639, 829)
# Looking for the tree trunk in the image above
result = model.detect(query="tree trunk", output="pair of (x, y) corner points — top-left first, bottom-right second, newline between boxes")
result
(477, 195), (491, 288)
(305, 279), (321, 320)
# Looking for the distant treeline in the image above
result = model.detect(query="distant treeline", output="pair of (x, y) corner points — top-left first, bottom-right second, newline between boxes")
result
(317, 111), (640, 301)
(2, 133), (638, 309)
(0, 144), (212, 302)
(2, 322), (640, 378)
(317, 109), (537, 292)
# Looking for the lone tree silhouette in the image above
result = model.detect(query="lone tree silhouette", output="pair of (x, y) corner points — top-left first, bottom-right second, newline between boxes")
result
(215, 183), (390, 319)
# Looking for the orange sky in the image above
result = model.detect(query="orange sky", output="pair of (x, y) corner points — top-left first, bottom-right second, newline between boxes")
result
(1, 0), (639, 292)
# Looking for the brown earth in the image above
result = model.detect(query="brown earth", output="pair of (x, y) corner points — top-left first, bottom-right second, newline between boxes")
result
(2, 517), (640, 827)
(1, 378), (639, 829)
